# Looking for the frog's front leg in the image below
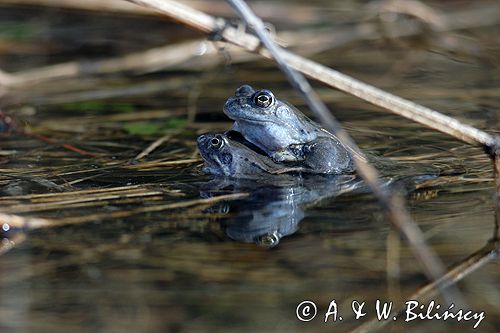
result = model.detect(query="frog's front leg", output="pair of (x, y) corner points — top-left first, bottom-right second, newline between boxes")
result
(231, 122), (240, 132)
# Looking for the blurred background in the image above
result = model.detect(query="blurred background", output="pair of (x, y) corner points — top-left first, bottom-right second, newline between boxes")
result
(0, 1), (499, 332)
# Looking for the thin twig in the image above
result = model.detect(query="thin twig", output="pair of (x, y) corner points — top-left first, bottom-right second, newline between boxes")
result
(133, 133), (174, 161)
(3, 40), (207, 88)
(282, 51), (498, 148)
(0, 184), (144, 200)
(2, 191), (165, 213)
(125, 158), (200, 170)
(226, 0), (456, 302)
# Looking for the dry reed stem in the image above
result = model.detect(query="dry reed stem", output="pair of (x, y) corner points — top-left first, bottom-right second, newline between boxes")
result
(125, 158), (201, 169)
(2, 191), (165, 213)
(133, 133), (176, 161)
(0, 30), (351, 88)
(0, 184), (145, 200)
(4, 40), (207, 87)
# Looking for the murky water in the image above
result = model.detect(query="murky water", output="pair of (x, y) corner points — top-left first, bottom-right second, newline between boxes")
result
(0, 3), (499, 333)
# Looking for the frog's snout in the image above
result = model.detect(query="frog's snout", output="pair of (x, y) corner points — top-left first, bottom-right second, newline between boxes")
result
(197, 134), (215, 152)
(197, 134), (208, 147)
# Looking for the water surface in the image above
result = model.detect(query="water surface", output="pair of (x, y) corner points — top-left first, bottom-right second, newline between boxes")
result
(0, 2), (499, 332)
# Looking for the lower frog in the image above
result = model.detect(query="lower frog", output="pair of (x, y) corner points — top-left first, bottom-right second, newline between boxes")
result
(223, 85), (357, 173)
(197, 132), (305, 178)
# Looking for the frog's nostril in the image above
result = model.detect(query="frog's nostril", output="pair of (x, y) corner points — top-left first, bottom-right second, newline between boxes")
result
(197, 135), (215, 149)
(235, 85), (255, 97)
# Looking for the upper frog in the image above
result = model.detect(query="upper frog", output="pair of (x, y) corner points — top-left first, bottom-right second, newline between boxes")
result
(223, 85), (353, 167)
(197, 132), (303, 178)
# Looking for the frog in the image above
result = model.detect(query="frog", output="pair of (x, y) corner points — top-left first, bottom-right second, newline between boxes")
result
(197, 132), (305, 178)
(223, 85), (355, 174)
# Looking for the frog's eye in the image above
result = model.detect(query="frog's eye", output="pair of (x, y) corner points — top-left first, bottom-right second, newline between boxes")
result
(253, 90), (274, 108)
(210, 136), (224, 150)
(255, 231), (281, 248)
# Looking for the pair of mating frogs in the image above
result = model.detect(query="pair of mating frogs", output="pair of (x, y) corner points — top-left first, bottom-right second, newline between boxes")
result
(198, 85), (355, 178)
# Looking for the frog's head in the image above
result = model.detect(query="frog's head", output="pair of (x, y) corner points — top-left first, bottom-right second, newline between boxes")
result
(223, 85), (293, 125)
(197, 133), (234, 176)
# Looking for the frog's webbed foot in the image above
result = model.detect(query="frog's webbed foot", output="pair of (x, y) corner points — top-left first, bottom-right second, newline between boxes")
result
(271, 146), (305, 163)
(271, 150), (298, 163)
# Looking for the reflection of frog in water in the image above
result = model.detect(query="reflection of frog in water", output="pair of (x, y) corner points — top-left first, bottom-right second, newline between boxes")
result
(200, 170), (361, 248)
(223, 85), (355, 174)
(197, 132), (363, 247)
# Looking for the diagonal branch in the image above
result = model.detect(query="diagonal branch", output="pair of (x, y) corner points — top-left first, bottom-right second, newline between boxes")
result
(226, 0), (458, 305)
